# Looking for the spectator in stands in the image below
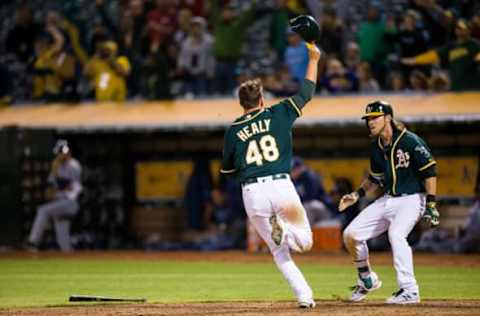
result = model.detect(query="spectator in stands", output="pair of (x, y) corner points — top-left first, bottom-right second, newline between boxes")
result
(387, 71), (406, 91)
(409, 70), (429, 91)
(174, 8), (193, 45)
(402, 19), (480, 91)
(84, 41), (131, 102)
(290, 157), (335, 226)
(26, 140), (82, 252)
(356, 62), (380, 93)
(357, 4), (394, 87)
(177, 16), (215, 98)
(96, 0), (143, 97)
(146, 0), (177, 52)
(31, 20), (76, 102)
(429, 71), (451, 92)
(5, 4), (39, 64)
(284, 28), (309, 84)
(409, 0), (452, 47)
(62, 17), (131, 102)
(318, 6), (344, 59)
(320, 58), (359, 94)
(386, 10), (429, 77)
(344, 41), (361, 72)
(209, 0), (255, 95)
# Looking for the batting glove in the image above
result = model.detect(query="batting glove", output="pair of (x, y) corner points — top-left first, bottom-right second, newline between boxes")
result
(423, 202), (440, 227)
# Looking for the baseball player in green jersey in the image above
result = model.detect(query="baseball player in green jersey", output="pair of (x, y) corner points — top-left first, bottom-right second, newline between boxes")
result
(220, 42), (321, 308)
(339, 100), (440, 304)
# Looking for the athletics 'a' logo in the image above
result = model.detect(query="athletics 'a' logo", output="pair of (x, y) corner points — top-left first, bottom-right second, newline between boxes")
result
(395, 149), (410, 169)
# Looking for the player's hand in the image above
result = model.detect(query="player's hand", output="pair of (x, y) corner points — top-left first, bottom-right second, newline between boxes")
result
(423, 202), (440, 227)
(306, 42), (321, 62)
(338, 192), (359, 212)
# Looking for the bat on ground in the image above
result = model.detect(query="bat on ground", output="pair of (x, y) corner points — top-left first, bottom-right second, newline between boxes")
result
(69, 294), (146, 303)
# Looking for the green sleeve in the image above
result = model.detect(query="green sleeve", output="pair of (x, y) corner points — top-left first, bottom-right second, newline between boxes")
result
(369, 144), (384, 184)
(411, 138), (436, 177)
(220, 128), (236, 175)
(288, 79), (316, 114)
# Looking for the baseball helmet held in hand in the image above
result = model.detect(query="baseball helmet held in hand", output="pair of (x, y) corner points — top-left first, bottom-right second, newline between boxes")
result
(289, 15), (320, 43)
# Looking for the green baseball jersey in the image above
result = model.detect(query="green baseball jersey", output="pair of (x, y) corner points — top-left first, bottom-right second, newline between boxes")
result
(369, 128), (436, 196)
(221, 80), (315, 183)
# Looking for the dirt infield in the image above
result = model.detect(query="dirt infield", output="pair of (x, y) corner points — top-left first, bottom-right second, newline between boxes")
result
(2, 250), (480, 267)
(1, 300), (480, 316)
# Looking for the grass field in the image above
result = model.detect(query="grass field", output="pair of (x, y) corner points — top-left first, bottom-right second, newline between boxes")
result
(1, 254), (480, 308)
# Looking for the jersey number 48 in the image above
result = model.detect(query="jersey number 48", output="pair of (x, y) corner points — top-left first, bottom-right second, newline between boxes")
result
(246, 135), (280, 166)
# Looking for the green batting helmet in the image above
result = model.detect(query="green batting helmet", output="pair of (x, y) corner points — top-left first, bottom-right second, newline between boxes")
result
(289, 15), (320, 43)
(361, 101), (394, 119)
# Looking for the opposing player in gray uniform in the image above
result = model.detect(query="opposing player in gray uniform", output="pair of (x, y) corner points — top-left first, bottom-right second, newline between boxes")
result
(339, 101), (440, 304)
(220, 43), (321, 308)
(27, 140), (82, 251)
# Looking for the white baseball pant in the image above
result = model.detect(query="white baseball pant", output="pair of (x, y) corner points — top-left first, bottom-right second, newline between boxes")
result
(343, 194), (424, 292)
(242, 175), (313, 303)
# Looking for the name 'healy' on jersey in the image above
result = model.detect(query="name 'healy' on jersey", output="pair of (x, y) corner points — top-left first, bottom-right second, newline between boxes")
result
(236, 119), (271, 142)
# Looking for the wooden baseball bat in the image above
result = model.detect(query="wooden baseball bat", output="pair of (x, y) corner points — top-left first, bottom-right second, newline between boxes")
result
(69, 294), (146, 303)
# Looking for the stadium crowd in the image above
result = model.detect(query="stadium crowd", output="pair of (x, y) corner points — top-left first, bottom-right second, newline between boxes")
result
(0, 0), (479, 104)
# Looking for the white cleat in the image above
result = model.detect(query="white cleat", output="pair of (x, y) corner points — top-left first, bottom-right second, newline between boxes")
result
(298, 300), (316, 309)
(385, 289), (420, 304)
(349, 271), (382, 302)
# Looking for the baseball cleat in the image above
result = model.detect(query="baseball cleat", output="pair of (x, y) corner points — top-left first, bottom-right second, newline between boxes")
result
(270, 214), (284, 246)
(385, 289), (420, 304)
(349, 271), (382, 302)
(298, 300), (316, 309)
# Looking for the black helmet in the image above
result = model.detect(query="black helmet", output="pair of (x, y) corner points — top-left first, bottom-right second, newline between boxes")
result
(361, 101), (394, 119)
(289, 15), (320, 43)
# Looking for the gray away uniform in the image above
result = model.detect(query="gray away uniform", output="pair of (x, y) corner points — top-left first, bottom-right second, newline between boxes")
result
(28, 158), (82, 251)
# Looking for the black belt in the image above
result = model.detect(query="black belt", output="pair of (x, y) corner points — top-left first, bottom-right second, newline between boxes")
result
(387, 192), (415, 197)
(242, 173), (289, 186)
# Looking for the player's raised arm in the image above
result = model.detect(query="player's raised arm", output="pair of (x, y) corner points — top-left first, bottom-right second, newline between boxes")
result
(285, 44), (322, 117)
(304, 43), (321, 85)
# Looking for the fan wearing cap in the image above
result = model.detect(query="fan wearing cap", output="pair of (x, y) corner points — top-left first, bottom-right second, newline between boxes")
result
(402, 19), (480, 91)
(26, 140), (82, 252)
(61, 18), (131, 102)
(338, 101), (439, 304)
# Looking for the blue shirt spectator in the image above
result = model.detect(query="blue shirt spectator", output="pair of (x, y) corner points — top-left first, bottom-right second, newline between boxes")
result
(284, 31), (309, 83)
